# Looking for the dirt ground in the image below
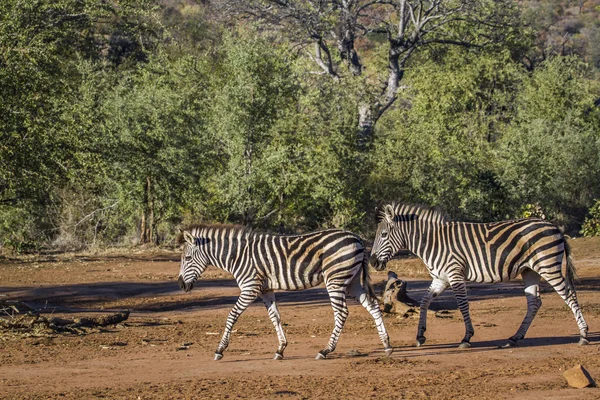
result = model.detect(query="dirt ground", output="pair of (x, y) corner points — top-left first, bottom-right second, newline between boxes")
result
(1, 238), (600, 400)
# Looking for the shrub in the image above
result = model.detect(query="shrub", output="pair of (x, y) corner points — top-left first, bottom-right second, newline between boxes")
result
(581, 200), (600, 237)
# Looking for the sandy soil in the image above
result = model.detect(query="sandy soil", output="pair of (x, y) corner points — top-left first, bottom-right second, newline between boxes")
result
(1, 237), (599, 399)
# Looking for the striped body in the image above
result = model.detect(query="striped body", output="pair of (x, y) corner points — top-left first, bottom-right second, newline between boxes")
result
(370, 203), (588, 348)
(412, 219), (567, 284)
(178, 225), (391, 360)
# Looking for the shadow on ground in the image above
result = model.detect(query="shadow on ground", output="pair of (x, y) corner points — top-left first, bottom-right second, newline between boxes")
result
(2, 277), (599, 314)
(392, 331), (600, 356)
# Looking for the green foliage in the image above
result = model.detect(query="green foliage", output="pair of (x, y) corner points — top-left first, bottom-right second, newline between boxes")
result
(201, 32), (301, 225)
(371, 49), (521, 221)
(0, 0), (164, 250)
(371, 50), (600, 232)
(497, 57), (600, 229)
(293, 75), (366, 231)
(519, 204), (547, 220)
(0, 0), (97, 203)
(581, 200), (600, 237)
(2, 0), (600, 251)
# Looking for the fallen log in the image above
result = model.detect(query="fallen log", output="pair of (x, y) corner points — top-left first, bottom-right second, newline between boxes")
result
(0, 302), (130, 336)
(74, 311), (130, 328)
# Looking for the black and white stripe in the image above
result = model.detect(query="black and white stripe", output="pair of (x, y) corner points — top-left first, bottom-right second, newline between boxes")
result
(178, 225), (392, 360)
(369, 203), (589, 348)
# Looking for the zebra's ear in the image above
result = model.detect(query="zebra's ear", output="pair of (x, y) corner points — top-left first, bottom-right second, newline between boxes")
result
(384, 204), (396, 225)
(182, 230), (195, 245)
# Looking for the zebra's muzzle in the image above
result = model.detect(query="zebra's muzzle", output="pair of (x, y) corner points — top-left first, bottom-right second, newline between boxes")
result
(369, 254), (387, 271)
(178, 275), (194, 292)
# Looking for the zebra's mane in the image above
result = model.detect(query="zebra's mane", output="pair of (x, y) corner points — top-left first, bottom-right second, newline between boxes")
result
(177, 224), (254, 245)
(376, 202), (450, 224)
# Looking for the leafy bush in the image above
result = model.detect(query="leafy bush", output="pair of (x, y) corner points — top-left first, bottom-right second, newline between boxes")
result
(581, 200), (600, 237)
(519, 204), (546, 220)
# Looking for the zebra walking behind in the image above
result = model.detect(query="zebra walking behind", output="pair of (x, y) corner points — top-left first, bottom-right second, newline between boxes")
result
(369, 203), (589, 348)
(177, 225), (392, 360)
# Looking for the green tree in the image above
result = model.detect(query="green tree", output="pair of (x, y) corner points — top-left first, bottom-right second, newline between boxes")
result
(98, 54), (212, 244)
(0, 0), (162, 249)
(497, 57), (600, 230)
(201, 32), (301, 226)
(371, 48), (522, 221)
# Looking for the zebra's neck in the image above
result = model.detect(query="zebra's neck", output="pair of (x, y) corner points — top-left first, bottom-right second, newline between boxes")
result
(193, 226), (251, 274)
(390, 204), (447, 263)
(403, 219), (440, 262)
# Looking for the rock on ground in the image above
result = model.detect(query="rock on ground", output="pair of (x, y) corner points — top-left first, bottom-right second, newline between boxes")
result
(563, 364), (596, 388)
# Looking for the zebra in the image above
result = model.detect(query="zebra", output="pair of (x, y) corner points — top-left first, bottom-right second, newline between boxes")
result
(369, 202), (589, 348)
(177, 224), (392, 360)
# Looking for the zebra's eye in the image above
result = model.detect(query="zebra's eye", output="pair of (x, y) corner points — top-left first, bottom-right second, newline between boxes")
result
(184, 255), (192, 261)
(381, 231), (388, 238)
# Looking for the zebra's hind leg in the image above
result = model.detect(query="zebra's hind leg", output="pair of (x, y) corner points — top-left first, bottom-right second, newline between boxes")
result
(539, 269), (589, 345)
(504, 269), (542, 348)
(214, 287), (260, 360)
(347, 277), (392, 356)
(317, 287), (349, 360)
(261, 290), (287, 360)
(416, 278), (448, 347)
(449, 276), (474, 349)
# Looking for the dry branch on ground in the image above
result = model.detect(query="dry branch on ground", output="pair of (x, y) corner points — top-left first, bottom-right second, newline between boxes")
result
(0, 301), (129, 337)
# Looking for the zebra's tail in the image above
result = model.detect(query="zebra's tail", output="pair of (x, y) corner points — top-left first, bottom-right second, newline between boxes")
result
(362, 252), (378, 301)
(564, 238), (579, 299)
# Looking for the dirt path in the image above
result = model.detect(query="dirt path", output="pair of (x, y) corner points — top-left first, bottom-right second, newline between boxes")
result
(1, 238), (599, 399)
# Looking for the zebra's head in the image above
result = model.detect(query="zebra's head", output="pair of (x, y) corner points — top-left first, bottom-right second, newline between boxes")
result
(369, 204), (408, 270)
(177, 229), (210, 292)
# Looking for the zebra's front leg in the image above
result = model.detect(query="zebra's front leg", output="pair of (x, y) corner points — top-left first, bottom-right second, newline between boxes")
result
(214, 287), (260, 360)
(449, 277), (474, 349)
(261, 290), (287, 360)
(416, 279), (448, 347)
(505, 269), (542, 347)
(317, 288), (349, 360)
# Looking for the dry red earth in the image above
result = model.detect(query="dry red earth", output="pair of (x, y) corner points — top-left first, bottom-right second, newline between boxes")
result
(1, 238), (600, 399)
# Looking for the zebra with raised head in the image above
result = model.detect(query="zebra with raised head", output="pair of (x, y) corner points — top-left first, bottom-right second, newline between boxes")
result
(177, 224), (392, 360)
(369, 203), (589, 348)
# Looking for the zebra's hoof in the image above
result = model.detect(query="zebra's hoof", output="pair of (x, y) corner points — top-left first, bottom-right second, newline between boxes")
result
(458, 342), (471, 349)
(315, 352), (327, 360)
(416, 337), (426, 347)
(500, 339), (517, 349)
(273, 353), (283, 360)
(578, 337), (590, 346)
(385, 348), (394, 357)
(214, 353), (223, 361)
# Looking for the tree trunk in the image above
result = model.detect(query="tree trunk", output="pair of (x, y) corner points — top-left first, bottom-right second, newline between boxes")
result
(140, 209), (146, 244)
(357, 104), (373, 151)
(140, 176), (153, 244)
(242, 142), (254, 225)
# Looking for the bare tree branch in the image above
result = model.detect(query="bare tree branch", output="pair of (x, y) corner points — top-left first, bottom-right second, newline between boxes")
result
(215, 0), (518, 143)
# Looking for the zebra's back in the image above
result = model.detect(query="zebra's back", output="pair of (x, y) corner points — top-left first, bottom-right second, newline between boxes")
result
(250, 229), (365, 291)
(443, 218), (564, 283)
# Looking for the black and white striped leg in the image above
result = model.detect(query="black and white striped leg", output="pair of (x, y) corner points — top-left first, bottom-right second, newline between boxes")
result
(262, 290), (287, 360)
(347, 278), (392, 356)
(541, 270), (589, 345)
(317, 288), (348, 360)
(505, 269), (542, 347)
(449, 277), (474, 348)
(416, 278), (448, 347)
(214, 287), (260, 360)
